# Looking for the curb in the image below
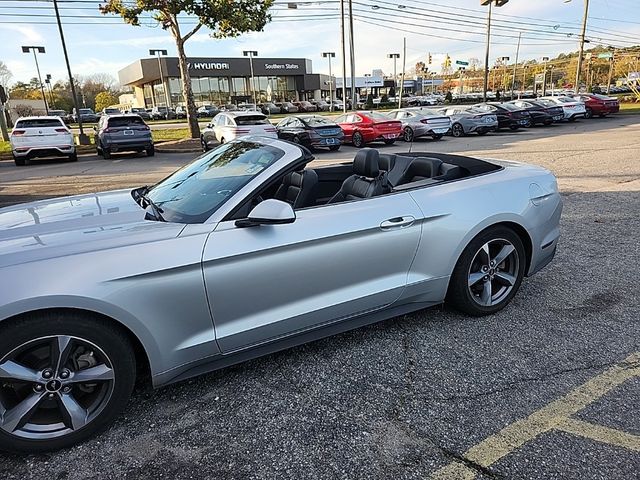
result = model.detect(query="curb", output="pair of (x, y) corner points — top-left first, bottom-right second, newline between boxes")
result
(155, 147), (203, 154)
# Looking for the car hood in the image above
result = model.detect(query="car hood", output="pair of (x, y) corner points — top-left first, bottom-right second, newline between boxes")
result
(0, 189), (185, 268)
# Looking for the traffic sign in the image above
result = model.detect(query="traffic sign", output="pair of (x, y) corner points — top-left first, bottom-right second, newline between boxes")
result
(456, 60), (469, 66)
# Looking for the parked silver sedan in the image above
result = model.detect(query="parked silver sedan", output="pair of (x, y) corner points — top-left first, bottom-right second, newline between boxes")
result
(439, 107), (499, 137)
(387, 108), (451, 142)
(0, 138), (562, 453)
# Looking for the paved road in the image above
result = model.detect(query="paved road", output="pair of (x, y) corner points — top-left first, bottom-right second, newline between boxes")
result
(1, 117), (639, 479)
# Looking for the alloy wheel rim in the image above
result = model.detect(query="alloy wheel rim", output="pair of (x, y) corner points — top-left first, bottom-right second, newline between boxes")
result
(404, 128), (413, 142)
(0, 335), (115, 440)
(453, 124), (463, 136)
(353, 132), (363, 146)
(467, 238), (519, 307)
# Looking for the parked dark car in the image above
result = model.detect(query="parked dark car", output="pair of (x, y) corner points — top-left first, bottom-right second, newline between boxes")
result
(508, 100), (555, 126)
(94, 114), (154, 159)
(276, 115), (344, 151)
(315, 100), (331, 111)
(197, 105), (220, 118)
(294, 101), (318, 112)
(49, 109), (71, 125)
(278, 102), (299, 113)
(524, 99), (565, 123)
(150, 106), (176, 120)
(72, 107), (99, 123)
(472, 102), (531, 130)
(260, 102), (281, 115)
(127, 107), (151, 120)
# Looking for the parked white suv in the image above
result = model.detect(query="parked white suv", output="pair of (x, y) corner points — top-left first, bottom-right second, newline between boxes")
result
(200, 111), (277, 150)
(10, 116), (76, 166)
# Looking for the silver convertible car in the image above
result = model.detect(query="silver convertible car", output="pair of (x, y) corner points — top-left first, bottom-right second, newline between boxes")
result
(0, 138), (562, 452)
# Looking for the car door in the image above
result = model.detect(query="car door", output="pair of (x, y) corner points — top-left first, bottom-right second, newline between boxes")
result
(276, 118), (292, 140)
(336, 114), (354, 141)
(202, 193), (423, 353)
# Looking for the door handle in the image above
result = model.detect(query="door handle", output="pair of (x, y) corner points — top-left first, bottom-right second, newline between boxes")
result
(380, 216), (415, 230)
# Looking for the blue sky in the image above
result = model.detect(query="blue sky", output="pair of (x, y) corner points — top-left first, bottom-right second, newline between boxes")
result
(1, 0), (639, 86)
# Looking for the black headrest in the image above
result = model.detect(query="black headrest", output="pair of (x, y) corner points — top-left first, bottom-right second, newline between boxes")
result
(406, 157), (443, 178)
(353, 148), (380, 177)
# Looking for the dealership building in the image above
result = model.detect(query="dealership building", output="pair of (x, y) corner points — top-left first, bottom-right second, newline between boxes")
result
(118, 56), (335, 108)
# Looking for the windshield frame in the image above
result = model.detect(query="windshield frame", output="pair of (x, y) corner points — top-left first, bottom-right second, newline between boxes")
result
(145, 139), (301, 224)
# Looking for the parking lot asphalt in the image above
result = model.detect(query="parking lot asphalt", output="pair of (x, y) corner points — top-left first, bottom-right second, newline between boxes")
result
(1, 117), (639, 479)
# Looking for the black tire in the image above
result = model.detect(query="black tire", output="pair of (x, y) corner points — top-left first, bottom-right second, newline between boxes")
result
(476, 129), (488, 136)
(544, 119), (553, 126)
(102, 147), (111, 159)
(68, 152), (78, 162)
(585, 107), (593, 119)
(146, 146), (155, 157)
(383, 138), (396, 145)
(431, 134), (444, 140)
(352, 131), (365, 148)
(220, 137), (226, 144)
(509, 125), (519, 131)
(568, 116), (577, 122)
(403, 127), (414, 142)
(446, 226), (526, 316)
(13, 156), (26, 166)
(0, 311), (136, 453)
(599, 113), (607, 118)
(329, 145), (340, 151)
(201, 136), (209, 152)
(451, 123), (465, 137)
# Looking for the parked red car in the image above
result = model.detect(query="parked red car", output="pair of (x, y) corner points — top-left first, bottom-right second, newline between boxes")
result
(334, 111), (402, 147)
(572, 94), (620, 118)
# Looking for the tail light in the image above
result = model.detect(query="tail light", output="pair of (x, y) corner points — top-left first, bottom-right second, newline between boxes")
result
(55, 128), (70, 133)
(11, 130), (26, 136)
(420, 119), (429, 124)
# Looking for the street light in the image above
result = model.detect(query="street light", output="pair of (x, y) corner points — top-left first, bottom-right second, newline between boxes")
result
(387, 53), (401, 92)
(149, 49), (172, 109)
(500, 56), (510, 95)
(243, 50), (258, 109)
(542, 56), (550, 96)
(481, 0), (510, 102)
(45, 74), (55, 109)
(21, 46), (48, 115)
(322, 52), (336, 111)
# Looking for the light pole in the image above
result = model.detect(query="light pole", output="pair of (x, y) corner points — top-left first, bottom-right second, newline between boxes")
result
(149, 49), (172, 109)
(45, 74), (55, 109)
(510, 32), (521, 100)
(243, 50), (258, 109)
(500, 56), (510, 98)
(542, 56), (550, 96)
(481, 0), (510, 102)
(52, 0), (89, 144)
(458, 67), (466, 95)
(347, 0), (356, 110)
(322, 52), (336, 111)
(21, 46), (48, 115)
(387, 53), (400, 94)
(340, 0), (347, 113)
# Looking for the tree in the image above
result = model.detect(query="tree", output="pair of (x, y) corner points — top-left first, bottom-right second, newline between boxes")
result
(0, 60), (12, 88)
(100, 0), (274, 139)
(95, 91), (119, 112)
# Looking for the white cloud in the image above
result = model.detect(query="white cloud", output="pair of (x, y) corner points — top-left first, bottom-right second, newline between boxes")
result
(0, 24), (44, 43)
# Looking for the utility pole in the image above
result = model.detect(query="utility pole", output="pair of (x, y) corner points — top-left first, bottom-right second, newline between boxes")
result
(340, 0), (347, 113)
(542, 56), (549, 96)
(510, 31), (521, 100)
(575, 0), (590, 92)
(348, 0), (356, 110)
(607, 52), (614, 94)
(52, 0), (89, 144)
(398, 38), (406, 109)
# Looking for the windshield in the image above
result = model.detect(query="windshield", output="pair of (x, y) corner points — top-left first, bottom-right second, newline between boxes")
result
(79, 109), (93, 114)
(499, 103), (522, 111)
(366, 111), (393, 121)
(146, 141), (284, 223)
(557, 97), (576, 103)
(537, 99), (555, 107)
(235, 115), (269, 125)
(108, 116), (146, 127)
(16, 118), (64, 128)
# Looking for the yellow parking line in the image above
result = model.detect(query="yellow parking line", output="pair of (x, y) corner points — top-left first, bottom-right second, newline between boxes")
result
(429, 462), (477, 480)
(557, 418), (640, 453)
(430, 352), (640, 478)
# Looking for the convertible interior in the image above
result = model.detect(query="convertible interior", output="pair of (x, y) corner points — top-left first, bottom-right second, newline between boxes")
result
(229, 148), (502, 219)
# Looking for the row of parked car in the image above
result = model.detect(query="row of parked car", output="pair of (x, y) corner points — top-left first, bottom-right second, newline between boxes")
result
(198, 93), (620, 152)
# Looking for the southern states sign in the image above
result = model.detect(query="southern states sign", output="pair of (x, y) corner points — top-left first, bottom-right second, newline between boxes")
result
(335, 77), (384, 88)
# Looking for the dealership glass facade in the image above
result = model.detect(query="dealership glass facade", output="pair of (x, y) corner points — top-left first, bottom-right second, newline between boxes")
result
(144, 75), (299, 107)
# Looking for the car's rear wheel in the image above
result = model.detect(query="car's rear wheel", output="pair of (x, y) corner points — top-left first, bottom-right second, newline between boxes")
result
(509, 125), (519, 131)
(146, 146), (155, 157)
(102, 146), (111, 159)
(68, 152), (78, 162)
(403, 127), (414, 142)
(431, 134), (444, 140)
(451, 123), (465, 137)
(13, 155), (26, 166)
(201, 136), (209, 152)
(0, 312), (136, 453)
(585, 107), (593, 119)
(568, 116), (577, 122)
(352, 131), (365, 148)
(329, 145), (340, 151)
(383, 138), (396, 145)
(447, 226), (526, 316)
(476, 129), (488, 136)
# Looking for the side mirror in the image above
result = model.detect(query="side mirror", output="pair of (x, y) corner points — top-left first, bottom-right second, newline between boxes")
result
(235, 199), (295, 228)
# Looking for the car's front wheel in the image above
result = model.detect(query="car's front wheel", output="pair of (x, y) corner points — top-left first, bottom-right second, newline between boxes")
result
(451, 123), (465, 137)
(447, 226), (526, 316)
(13, 155), (26, 166)
(403, 127), (414, 142)
(0, 312), (136, 453)
(585, 107), (593, 119)
(146, 146), (155, 157)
